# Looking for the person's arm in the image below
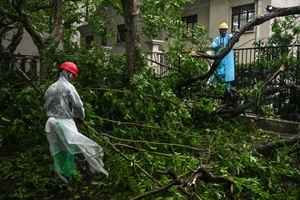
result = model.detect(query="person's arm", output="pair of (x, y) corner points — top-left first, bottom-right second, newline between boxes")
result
(211, 37), (220, 51)
(69, 86), (85, 120)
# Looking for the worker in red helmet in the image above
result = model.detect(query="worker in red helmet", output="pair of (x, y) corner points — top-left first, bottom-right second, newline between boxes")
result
(44, 61), (108, 183)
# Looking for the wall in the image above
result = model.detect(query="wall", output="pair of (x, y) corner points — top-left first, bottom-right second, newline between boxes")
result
(207, 0), (257, 48)
(90, 5), (154, 55)
(183, 0), (210, 30)
(256, 0), (272, 45)
(208, 0), (230, 39)
(271, 0), (300, 7)
(2, 29), (39, 56)
(256, 0), (300, 45)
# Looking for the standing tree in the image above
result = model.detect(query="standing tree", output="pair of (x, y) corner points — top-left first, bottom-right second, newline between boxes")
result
(0, 0), (89, 77)
(121, 0), (140, 78)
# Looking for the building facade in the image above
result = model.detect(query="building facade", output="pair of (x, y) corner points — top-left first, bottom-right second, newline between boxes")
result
(182, 0), (300, 48)
(5, 0), (299, 56)
(79, 0), (300, 53)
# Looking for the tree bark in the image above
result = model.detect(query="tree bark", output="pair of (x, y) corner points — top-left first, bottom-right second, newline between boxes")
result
(51, 0), (64, 47)
(121, 0), (140, 78)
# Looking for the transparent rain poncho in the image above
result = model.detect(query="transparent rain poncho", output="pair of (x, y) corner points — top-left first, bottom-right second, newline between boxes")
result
(44, 72), (108, 181)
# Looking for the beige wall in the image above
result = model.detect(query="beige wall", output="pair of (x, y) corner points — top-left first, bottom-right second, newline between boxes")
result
(271, 0), (300, 7)
(208, 0), (230, 39)
(207, 0), (257, 48)
(15, 30), (39, 56)
(255, 0), (272, 45)
(183, 0), (210, 30)
(98, 6), (156, 54)
(255, 0), (300, 44)
(102, 6), (125, 54)
(2, 29), (39, 56)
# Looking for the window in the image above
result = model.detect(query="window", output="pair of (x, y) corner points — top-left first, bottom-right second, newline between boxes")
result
(85, 35), (94, 48)
(117, 24), (127, 43)
(182, 15), (198, 32)
(101, 29), (107, 46)
(232, 4), (255, 32)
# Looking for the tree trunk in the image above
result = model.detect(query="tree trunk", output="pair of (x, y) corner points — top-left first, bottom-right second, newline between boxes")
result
(41, 0), (64, 78)
(121, 0), (139, 78)
(51, 0), (64, 48)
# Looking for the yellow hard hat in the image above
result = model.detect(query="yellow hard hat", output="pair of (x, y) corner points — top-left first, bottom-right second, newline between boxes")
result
(219, 22), (229, 29)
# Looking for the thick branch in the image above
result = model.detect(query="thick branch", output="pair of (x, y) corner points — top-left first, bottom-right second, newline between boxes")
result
(15, 65), (43, 95)
(50, 0), (64, 45)
(145, 57), (172, 69)
(256, 135), (300, 155)
(185, 167), (233, 187)
(131, 166), (234, 200)
(0, 5), (44, 51)
(7, 24), (24, 53)
(177, 5), (300, 89)
(131, 181), (178, 200)
(0, 7), (19, 22)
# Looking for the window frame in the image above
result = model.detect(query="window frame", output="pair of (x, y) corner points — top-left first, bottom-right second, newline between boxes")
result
(231, 4), (255, 32)
(182, 14), (198, 37)
(85, 35), (94, 48)
(117, 24), (127, 43)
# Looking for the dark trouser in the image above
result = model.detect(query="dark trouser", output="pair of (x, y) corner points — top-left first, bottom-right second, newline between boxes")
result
(75, 154), (93, 182)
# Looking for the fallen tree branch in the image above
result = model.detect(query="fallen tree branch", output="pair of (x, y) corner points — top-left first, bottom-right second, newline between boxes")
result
(92, 115), (206, 139)
(83, 122), (163, 186)
(84, 123), (197, 200)
(114, 143), (181, 157)
(256, 135), (300, 155)
(145, 57), (172, 69)
(131, 181), (178, 200)
(216, 65), (286, 118)
(15, 65), (43, 95)
(101, 132), (205, 152)
(104, 137), (162, 186)
(131, 166), (234, 200)
(185, 167), (234, 187)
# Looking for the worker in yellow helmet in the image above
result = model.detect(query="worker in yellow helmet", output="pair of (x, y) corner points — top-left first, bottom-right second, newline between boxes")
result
(209, 22), (236, 105)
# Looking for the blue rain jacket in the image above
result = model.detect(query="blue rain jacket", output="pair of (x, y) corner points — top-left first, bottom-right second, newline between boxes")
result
(211, 33), (235, 82)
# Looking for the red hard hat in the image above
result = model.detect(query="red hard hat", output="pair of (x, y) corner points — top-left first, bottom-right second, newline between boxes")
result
(59, 61), (79, 78)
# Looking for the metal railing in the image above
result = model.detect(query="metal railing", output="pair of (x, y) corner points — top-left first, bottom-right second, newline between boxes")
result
(234, 45), (300, 86)
(147, 45), (300, 116)
(234, 45), (300, 115)
(0, 54), (40, 80)
(146, 51), (171, 77)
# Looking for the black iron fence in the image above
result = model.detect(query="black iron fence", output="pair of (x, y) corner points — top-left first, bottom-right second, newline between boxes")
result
(146, 52), (171, 77)
(234, 45), (300, 87)
(234, 45), (300, 116)
(147, 45), (300, 116)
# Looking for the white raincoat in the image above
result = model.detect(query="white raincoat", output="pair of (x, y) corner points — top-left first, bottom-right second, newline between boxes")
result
(44, 72), (108, 181)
